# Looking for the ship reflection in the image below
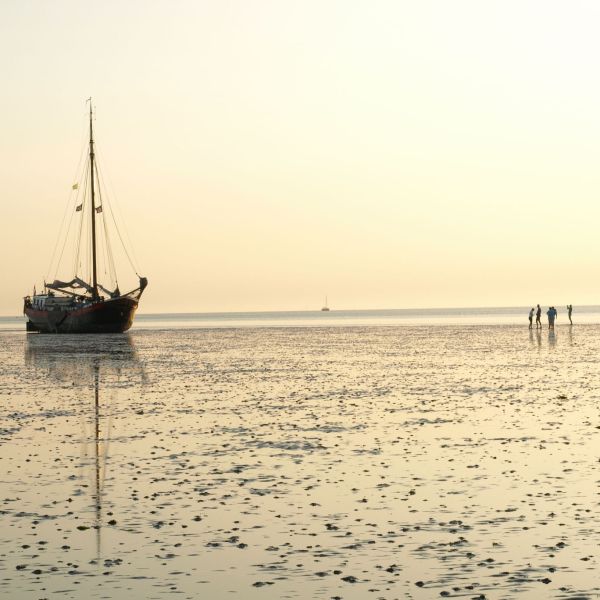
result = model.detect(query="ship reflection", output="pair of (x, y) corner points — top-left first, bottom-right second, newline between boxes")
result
(25, 334), (145, 559)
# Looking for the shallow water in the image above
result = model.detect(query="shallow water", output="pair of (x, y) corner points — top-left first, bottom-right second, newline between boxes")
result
(2, 305), (600, 331)
(0, 326), (598, 599)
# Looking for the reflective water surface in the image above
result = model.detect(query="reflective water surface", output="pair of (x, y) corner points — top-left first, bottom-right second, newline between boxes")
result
(0, 326), (598, 599)
(3, 305), (600, 331)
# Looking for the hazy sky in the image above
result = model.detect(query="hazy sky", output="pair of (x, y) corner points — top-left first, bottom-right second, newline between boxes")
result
(2, 0), (600, 315)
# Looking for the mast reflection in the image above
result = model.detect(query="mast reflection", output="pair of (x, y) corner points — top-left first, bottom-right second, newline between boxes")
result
(25, 334), (145, 558)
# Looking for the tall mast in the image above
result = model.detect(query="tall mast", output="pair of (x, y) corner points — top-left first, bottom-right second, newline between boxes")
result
(89, 100), (98, 300)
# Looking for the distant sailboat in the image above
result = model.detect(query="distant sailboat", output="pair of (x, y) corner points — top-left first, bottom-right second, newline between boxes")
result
(321, 296), (330, 311)
(23, 100), (147, 333)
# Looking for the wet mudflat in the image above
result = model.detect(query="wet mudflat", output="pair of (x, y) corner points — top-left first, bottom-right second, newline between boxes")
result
(0, 325), (598, 599)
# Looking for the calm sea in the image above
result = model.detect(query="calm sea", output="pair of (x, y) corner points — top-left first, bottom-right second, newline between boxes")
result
(0, 305), (597, 331)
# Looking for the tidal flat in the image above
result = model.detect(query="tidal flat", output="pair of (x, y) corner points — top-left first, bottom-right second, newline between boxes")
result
(0, 326), (598, 599)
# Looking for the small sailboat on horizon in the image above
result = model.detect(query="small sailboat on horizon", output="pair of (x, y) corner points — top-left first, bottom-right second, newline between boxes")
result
(23, 100), (147, 333)
(321, 296), (330, 311)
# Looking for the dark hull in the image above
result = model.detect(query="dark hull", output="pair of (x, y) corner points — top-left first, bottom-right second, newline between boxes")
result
(25, 297), (138, 334)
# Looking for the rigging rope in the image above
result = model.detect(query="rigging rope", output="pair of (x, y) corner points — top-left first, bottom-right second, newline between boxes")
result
(98, 158), (140, 277)
(73, 159), (90, 280)
(45, 114), (89, 283)
(46, 189), (75, 283)
(95, 145), (142, 276)
(96, 169), (118, 288)
(48, 190), (76, 284)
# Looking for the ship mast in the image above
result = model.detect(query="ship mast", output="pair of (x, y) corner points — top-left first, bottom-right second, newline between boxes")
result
(89, 99), (98, 300)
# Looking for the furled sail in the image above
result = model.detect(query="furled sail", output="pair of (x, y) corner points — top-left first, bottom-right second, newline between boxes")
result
(46, 277), (95, 294)
(46, 277), (123, 299)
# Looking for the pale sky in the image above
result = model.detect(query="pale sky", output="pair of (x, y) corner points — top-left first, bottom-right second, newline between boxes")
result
(2, 0), (600, 315)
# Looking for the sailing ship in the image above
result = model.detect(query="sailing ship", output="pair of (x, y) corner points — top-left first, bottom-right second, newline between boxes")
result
(321, 296), (330, 311)
(23, 101), (147, 333)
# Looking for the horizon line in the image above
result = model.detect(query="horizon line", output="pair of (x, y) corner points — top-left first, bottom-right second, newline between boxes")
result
(0, 303), (595, 319)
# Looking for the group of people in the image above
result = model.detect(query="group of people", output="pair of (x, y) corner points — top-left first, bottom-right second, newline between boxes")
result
(528, 304), (573, 329)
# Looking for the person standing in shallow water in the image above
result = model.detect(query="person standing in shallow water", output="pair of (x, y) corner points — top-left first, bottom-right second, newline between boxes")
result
(547, 306), (557, 330)
(567, 304), (573, 325)
(535, 304), (542, 329)
(528, 307), (534, 329)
